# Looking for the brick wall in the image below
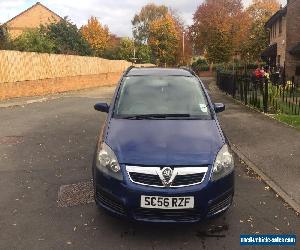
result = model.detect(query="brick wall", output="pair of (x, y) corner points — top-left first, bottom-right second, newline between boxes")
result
(269, 16), (287, 68)
(0, 73), (122, 100)
(0, 50), (132, 83)
(286, 0), (300, 78)
(0, 50), (154, 100)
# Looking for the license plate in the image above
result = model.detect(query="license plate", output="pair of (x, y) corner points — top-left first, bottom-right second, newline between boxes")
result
(140, 195), (194, 209)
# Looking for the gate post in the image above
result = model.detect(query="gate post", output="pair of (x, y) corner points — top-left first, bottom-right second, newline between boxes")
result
(263, 78), (269, 113)
(232, 73), (236, 99)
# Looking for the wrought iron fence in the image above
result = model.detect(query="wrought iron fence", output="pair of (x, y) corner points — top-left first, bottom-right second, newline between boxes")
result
(216, 71), (300, 115)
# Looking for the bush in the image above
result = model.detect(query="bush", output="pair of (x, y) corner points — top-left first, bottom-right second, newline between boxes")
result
(45, 18), (92, 56)
(192, 58), (209, 72)
(8, 18), (93, 56)
(12, 29), (56, 53)
(0, 26), (11, 50)
(215, 62), (267, 74)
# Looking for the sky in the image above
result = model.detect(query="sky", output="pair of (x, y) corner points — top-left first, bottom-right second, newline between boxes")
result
(0, 0), (287, 37)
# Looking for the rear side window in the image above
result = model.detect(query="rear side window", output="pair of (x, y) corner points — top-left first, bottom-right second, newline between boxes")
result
(114, 76), (211, 119)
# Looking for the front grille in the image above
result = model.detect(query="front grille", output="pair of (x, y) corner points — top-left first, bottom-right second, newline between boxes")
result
(129, 172), (163, 186)
(127, 166), (208, 188)
(173, 173), (205, 186)
(207, 195), (232, 217)
(96, 189), (126, 215)
(134, 208), (202, 222)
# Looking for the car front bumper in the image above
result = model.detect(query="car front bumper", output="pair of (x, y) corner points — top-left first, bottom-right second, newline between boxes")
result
(93, 164), (234, 223)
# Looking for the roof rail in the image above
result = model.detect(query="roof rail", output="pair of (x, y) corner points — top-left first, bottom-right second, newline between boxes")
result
(179, 66), (197, 77)
(124, 65), (135, 76)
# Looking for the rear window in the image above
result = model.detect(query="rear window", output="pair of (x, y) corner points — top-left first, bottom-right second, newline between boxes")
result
(114, 76), (211, 119)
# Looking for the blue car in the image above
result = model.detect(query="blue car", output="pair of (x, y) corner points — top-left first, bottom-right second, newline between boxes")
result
(92, 67), (234, 223)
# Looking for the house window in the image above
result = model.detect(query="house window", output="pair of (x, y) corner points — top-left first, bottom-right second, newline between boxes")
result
(277, 55), (281, 65)
(296, 66), (300, 76)
(271, 26), (273, 39)
(279, 17), (282, 34)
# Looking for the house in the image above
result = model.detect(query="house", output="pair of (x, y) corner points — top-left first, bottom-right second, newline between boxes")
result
(262, 0), (300, 78)
(1, 2), (62, 39)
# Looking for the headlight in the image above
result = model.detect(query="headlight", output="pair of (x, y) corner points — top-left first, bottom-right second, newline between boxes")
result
(96, 142), (123, 180)
(211, 144), (234, 181)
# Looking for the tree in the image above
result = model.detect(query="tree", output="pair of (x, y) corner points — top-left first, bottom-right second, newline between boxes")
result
(117, 38), (135, 61)
(137, 44), (152, 63)
(12, 28), (56, 53)
(132, 3), (168, 44)
(132, 4), (189, 65)
(45, 17), (92, 56)
(206, 29), (232, 63)
(0, 25), (11, 50)
(102, 34), (121, 60)
(148, 13), (180, 65)
(80, 17), (110, 56)
(190, 0), (249, 63)
(170, 9), (193, 65)
(101, 35), (151, 63)
(241, 0), (280, 61)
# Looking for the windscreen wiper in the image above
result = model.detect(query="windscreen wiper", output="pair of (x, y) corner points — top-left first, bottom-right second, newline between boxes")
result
(122, 114), (191, 119)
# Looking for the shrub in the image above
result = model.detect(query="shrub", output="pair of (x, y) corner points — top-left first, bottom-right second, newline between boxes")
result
(192, 58), (209, 72)
(12, 29), (56, 53)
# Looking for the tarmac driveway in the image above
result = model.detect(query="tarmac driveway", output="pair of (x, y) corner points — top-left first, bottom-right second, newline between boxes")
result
(0, 85), (299, 250)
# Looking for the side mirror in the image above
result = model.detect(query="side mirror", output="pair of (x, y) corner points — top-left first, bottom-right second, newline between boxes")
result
(94, 103), (109, 113)
(214, 103), (225, 113)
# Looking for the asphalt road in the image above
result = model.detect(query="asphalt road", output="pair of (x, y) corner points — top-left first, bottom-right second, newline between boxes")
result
(0, 82), (299, 250)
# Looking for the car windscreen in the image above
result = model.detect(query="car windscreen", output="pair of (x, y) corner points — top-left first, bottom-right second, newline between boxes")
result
(113, 75), (212, 119)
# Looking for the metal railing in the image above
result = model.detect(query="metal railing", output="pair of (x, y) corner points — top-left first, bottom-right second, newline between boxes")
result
(216, 71), (300, 115)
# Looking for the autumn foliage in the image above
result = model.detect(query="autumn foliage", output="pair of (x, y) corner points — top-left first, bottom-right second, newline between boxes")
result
(190, 0), (280, 64)
(148, 14), (180, 65)
(132, 4), (190, 66)
(81, 17), (110, 55)
(243, 0), (280, 61)
(1, 1), (281, 65)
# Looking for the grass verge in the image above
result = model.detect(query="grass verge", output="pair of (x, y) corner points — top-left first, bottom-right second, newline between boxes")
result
(272, 114), (300, 130)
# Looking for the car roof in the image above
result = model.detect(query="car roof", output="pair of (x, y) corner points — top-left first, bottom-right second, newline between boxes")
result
(126, 67), (194, 77)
